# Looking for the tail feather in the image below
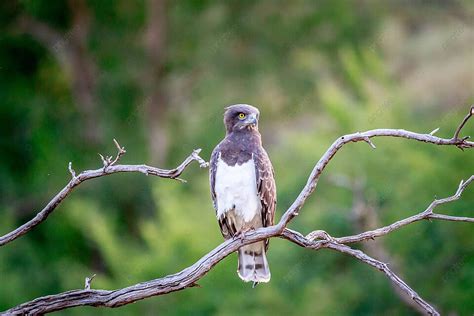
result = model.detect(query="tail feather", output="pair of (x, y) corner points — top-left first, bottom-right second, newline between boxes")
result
(237, 241), (270, 283)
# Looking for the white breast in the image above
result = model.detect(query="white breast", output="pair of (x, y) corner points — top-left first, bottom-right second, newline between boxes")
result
(215, 154), (261, 222)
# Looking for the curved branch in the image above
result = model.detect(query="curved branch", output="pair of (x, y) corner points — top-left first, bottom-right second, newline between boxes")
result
(278, 106), (473, 228)
(3, 212), (453, 316)
(280, 229), (440, 314)
(5, 173), (472, 315)
(335, 175), (474, 244)
(0, 143), (208, 247)
(2, 108), (472, 314)
(3, 226), (282, 314)
(453, 105), (473, 142)
(325, 243), (440, 315)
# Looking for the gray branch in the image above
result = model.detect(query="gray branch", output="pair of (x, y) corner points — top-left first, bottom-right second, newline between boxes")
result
(280, 230), (440, 315)
(326, 243), (440, 315)
(277, 109), (473, 229)
(336, 175), (474, 244)
(0, 143), (208, 247)
(2, 107), (473, 315)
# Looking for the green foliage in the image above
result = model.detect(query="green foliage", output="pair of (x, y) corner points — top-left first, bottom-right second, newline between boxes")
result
(0, 1), (473, 315)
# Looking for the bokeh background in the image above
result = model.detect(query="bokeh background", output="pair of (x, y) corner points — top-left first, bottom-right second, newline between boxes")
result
(1, 1), (473, 315)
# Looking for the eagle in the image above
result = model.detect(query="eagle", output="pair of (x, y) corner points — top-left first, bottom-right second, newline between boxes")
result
(209, 104), (277, 284)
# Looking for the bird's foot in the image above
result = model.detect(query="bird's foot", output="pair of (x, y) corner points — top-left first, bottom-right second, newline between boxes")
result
(235, 227), (253, 242)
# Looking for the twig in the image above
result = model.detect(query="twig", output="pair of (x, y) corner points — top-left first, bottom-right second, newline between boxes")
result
(277, 127), (473, 230)
(1, 224), (282, 315)
(332, 175), (436, 314)
(427, 213), (474, 222)
(363, 136), (377, 149)
(280, 228), (441, 314)
(335, 176), (474, 244)
(2, 112), (473, 315)
(99, 139), (127, 170)
(0, 142), (208, 247)
(84, 274), (96, 290)
(111, 139), (126, 166)
(191, 148), (209, 168)
(4, 153), (471, 315)
(452, 105), (473, 142)
(429, 127), (439, 136)
(325, 243), (440, 316)
(68, 162), (76, 179)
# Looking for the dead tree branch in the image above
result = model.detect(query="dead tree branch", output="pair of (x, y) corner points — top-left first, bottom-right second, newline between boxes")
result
(335, 175), (474, 244)
(280, 230), (440, 315)
(327, 174), (429, 314)
(453, 105), (473, 144)
(0, 141), (208, 247)
(2, 107), (473, 315)
(277, 105), (473, 229)
(326, 243), (439, 315)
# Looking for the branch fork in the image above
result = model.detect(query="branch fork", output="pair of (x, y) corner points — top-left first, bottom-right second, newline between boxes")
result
(2, 106), (473, 315)
(191, 148), (209, 168)
(452, 105), (473, 149)
(99, 139), (127, 171)
(0, 141), (208, 248)
(363, 136), (377, 149)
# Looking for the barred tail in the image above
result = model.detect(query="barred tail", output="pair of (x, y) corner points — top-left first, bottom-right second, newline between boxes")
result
(237, 241), (270, 284)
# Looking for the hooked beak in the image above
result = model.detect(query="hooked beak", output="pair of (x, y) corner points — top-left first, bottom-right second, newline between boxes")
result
(244, 113), (258, 126)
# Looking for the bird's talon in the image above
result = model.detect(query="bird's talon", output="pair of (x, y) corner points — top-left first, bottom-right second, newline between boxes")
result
(236, 228), (253, 241)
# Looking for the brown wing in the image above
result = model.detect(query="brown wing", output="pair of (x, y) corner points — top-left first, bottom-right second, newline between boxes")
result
(209, 147), (219, 212)
(254, 148), (277, 250)
(209, 145), (236, 240)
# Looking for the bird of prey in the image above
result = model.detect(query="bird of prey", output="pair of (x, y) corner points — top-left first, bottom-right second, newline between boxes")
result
(209, 104), (276, 285)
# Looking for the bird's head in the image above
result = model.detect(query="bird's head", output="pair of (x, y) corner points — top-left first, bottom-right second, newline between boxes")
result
(223, 104), (260, 134)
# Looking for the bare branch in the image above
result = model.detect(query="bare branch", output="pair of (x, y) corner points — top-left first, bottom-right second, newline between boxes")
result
(5, 160), (469, 315)
(84, 274), (96, 290)
(99, 139), (127, 170)
(452, 105), (473, 142)
(278, 124), (473, 229)
(427, 213), (474, 222)
(363, 136), (377, 149)
(68, 162), (76, 179)
(324, 243), (440, 316)
(2, 110), (472, 314)
(0, 142), (208, 247)
(336, 175), (474, 244)
(110, 139), (127, 166)
(280, 229), (440, 315)
(8, 225), (440, 315)
(2, 224), (283, 314)
(429, 127), (440, 135)
(330, 175), (432, 314)
(191, 148), (210, 168)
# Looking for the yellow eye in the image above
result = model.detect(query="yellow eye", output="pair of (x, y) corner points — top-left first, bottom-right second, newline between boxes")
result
(238, 113), (246, 120)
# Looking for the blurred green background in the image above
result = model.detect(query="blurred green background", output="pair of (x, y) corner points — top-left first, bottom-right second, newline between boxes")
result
(1, 0), (473, 315)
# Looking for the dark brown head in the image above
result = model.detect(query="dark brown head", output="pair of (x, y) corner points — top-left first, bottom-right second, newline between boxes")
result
(223, 104), (260, 134)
